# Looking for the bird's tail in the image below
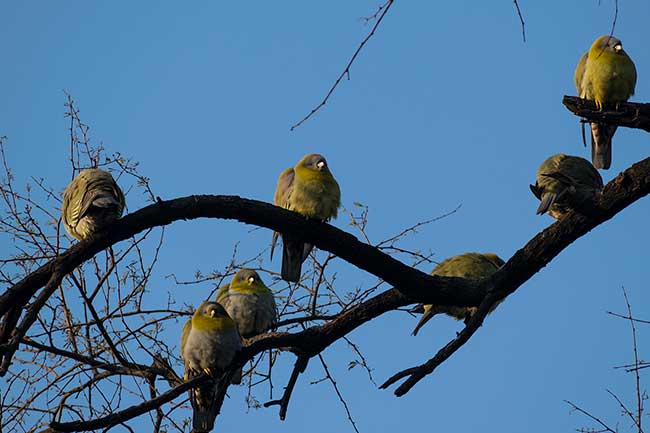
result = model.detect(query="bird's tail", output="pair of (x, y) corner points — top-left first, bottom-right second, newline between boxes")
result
(231, 367), (242, 385)
(412, 308), (438, 336)
(192, 407), (216, 433)
(280, 235), (313, 282)
(190, 380), (218, 433)
(91, 195), (120, 208)
(590, 122), (616, 170)
(270, 231), (280, 260)
(535, 192), (558, 215)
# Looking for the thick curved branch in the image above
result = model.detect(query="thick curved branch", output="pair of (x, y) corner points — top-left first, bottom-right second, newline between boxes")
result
(33, 156), (650, 430)
(380, 157), (650, 394)
(563, 96), (650, 132)
(45, 375), (203, 432)
(0, 196), (482, 335)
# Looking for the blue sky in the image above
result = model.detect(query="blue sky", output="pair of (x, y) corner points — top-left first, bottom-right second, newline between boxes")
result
(2, 1), (650, 432)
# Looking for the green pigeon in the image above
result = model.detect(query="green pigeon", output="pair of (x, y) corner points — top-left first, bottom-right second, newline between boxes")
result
(216, 269), (277, 338)
(530, 153), (603, 219)
(271, 153), (341, 282)
(575, 35), (636, 169)
(181, 302), (242, 433)
(62, 168), (125, 240)
(412, 252), (505, 336)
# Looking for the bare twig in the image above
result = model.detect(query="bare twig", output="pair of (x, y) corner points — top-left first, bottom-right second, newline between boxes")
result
(263, 355), (309, 420)
(290, 0), (395, 130)
(565, 400), (618, 433)
(513, 0), (526, 42)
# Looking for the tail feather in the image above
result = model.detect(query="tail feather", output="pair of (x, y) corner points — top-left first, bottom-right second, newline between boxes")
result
(192, 406), (216, 433)
(302, 242), (314, 262)
(412, 308), (437, 336)
(590, 122), (616, 170)
(231, 367), (242, 385)
(281, 236), (305, 282)
(270, 231), (280, 260)
(190, 380), (218, 433)
(91, 195), (120, 208)
(536, 193), (557, 215)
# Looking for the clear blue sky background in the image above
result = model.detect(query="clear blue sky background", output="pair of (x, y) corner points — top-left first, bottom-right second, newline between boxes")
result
(2, 1), (650, 432)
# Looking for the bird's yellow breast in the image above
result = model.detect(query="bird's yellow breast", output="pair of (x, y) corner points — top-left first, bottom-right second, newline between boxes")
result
(192, 314), (236, 332)
(229, 282), (269, 295)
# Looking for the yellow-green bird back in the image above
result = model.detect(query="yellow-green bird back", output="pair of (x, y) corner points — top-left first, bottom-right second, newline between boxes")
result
(412, 252), (505, 336)
(529, 153), (603, 219)
(575, 35), (637, 169)
(270, 153), (341, 282)
(180, 302), (242, 433)
(62, 168), (125, 240)
(216, 269), (277, 338)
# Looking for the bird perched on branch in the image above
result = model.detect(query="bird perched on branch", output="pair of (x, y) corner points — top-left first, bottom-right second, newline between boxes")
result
(62, 168), (125, 240)
(271, 153), (341, 282)
(575, 35), (636, 169)
(181, 301), (242, 433)
(216, 269), (277, 338)
(530, 153), (603, 219)
(411, 252), (505, 336)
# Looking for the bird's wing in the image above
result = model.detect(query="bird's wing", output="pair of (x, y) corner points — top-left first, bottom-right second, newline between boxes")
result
(574, 51), (588, 96)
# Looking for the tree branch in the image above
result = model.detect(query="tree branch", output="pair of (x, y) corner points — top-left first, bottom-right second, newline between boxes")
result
(263, 355), (309, 420)
(290, 0), (395, 131)
(381, 156), (650, 394)
(45, 375), (204, 432)
(562, 96), (650, 133)
(2, 155), (650, 428)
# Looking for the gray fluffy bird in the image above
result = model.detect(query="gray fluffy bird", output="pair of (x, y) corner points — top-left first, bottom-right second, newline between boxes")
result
(216, 269), (277, 338)
(62, 168), (125, 240)
(181, 302), (242, 433)
(530, 153), (603, 219)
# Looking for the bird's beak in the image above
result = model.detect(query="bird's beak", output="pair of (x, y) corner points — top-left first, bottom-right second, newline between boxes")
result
(614, 44), (622, 52)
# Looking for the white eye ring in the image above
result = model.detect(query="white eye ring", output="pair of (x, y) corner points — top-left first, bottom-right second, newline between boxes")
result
(317, 161), (325, 169)
(248, 276), (255, 284)
(210, 309), (216, 317)
(614, 44), (622, 52)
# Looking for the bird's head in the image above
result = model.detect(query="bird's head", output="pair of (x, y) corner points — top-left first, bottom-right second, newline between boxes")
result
(298, 153), (331, 173)
(230, 268), (266, 289)
(592, 35), (624, 55)
(194, 301), (230, 320)
(483, 253), (505, 269)
(192, 301), (236, 332)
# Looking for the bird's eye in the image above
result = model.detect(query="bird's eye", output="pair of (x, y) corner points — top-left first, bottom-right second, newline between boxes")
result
(317, 161), (325, 169)
(248, 276), (255, 284)
(209, 309), (216, 317)
(614, 44), (622, 52)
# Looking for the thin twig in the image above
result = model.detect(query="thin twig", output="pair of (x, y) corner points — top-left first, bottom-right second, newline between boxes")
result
(290, 0), (395, 131)
(513, 0), (526, 42)
(565, 400), (617, 433)
(317, 354), (360, 433)
(263, 355), (309, 420)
